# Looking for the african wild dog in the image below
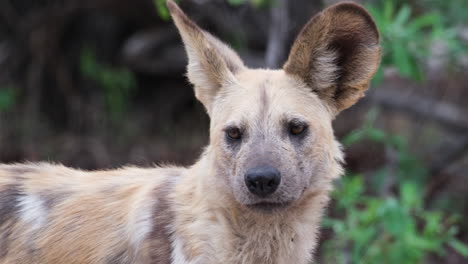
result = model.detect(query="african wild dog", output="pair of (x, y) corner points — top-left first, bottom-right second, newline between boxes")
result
(0, 1), (380, 263)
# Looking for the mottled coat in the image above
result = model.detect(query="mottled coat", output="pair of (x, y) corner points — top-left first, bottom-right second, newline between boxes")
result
(0, 1), (381, 263)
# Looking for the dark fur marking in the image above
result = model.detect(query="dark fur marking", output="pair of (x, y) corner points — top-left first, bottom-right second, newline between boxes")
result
(39, 190), (68, 210)
(148, 174), (179, 264)
(106, 248), (132, 264)
(0, 184), (21, 224)
(251, 80), (272, 146)
(0, 227), (12, 259)
(259, 81), (270, 122)
(0, 184), (22, 259)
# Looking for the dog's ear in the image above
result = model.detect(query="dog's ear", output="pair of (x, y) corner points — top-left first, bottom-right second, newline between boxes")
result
(283, 2), (381, 115)
(167, 0), (245, 114)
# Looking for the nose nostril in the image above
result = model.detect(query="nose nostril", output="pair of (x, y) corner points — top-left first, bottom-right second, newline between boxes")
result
(267, 180), (275, 187)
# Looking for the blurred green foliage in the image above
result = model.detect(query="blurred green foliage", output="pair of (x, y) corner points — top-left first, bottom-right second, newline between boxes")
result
(324, 176), (468, 263)
(368, 0), (467, 83)
(0, 86), (17, 112)
(421, 0), (468, 26)
(80, 48), (136, 121)
(154, 0), (179, 21)
(324, 110), (468, 263)
(227, 0), (273, 8)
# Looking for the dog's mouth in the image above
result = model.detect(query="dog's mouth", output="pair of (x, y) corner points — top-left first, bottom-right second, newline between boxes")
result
(247, 201), (291, 213)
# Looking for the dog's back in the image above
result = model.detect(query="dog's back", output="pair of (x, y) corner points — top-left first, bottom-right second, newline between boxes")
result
(0, 163), (181, 264)
(0, 0), (382, 262)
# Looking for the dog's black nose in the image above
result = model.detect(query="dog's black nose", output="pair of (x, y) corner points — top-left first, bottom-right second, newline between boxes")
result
(245, 166), (281, 197)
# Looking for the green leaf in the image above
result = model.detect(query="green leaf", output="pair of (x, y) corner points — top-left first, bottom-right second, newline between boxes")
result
(381, 198), (409, 235)
(252, 0), (274, 8)
(383, 0), (394, 24)
(394, 5), (411, 27)
(388, 134), (406, 152)
(408, 13), (440, 32)
(0, 87), (17, 112)
(367, 127), (386, 143)
(79, 47), (136, 121)
(400, 181), (420, 210)
(392, 41), (414, 77)
(342, 130), (365, 146)
(154, 0), (177, 21)
(322, 218), (346, 234)
(449, 239), (468, 257)
(423, 212), (443, 236)
(228, 0), (247, 6)
(80, 48), (98, 77)
(334, 176), (364, 209)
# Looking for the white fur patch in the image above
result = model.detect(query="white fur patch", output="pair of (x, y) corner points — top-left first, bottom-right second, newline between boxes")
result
(17, 194), (47, 232)
(312, 48), (339, 90)
(171, 235), (196, 264)
(129, 207), (152, 250)
(171, 236), (190, 264)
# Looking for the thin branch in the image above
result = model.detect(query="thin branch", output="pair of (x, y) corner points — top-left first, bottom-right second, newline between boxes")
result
(370, 88), (468, 132)
(265, 0), (289, 68)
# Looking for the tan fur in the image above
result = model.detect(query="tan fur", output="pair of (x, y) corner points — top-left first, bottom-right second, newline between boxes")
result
(0, 163), (186, 263)
(0, 1), (380, 263)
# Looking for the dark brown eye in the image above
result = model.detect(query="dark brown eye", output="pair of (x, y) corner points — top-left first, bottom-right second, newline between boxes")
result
(289, 123), (306, 136)
(226, 127), (242, 140)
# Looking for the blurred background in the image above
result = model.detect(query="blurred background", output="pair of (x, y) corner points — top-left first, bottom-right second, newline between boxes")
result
(0, 0), (467, 263)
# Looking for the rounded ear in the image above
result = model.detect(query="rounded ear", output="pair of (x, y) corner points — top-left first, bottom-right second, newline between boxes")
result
(167, 0), (246, 115)
(283, 2), (381, 115)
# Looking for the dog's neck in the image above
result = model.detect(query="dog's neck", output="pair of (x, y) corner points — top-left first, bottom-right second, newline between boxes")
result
(169, 150), (329, 263)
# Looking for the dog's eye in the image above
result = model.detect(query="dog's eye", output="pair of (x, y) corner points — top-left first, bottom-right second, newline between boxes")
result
(289, 123), (307, 136)
(226, 127), (242, 140)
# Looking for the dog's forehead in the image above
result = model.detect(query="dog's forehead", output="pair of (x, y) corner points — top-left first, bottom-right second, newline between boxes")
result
(230, 69), (327, 116)
(234, 69), (290, 91)
(211, 69), (332, 128)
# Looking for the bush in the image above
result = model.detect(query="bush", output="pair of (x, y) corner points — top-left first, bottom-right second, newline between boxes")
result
(322, 111), (468, 263)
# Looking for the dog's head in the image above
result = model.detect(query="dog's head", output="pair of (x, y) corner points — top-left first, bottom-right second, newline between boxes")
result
(168, 1), (380, 211)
